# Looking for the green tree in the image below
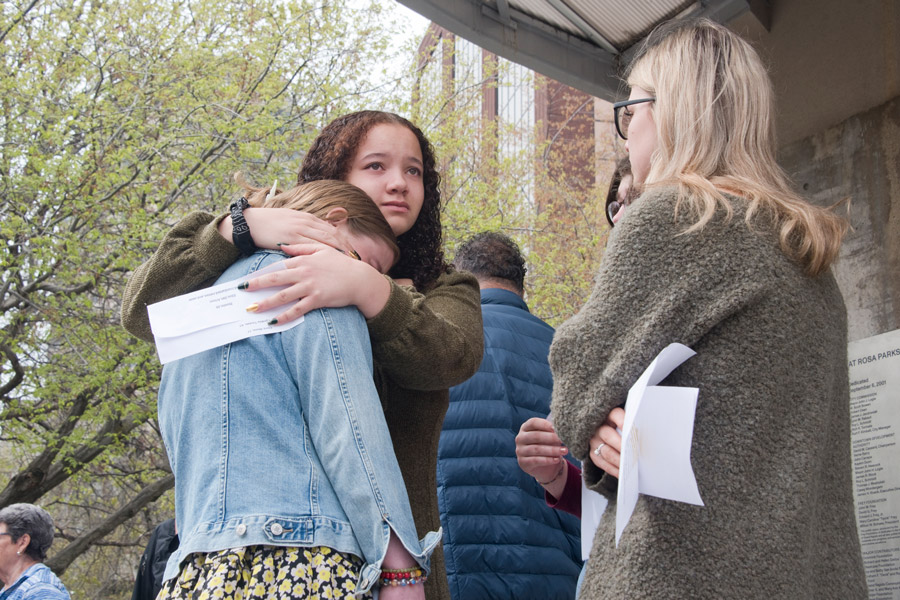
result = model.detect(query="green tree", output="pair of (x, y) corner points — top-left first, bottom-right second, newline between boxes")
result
(0, 0), (403, 595)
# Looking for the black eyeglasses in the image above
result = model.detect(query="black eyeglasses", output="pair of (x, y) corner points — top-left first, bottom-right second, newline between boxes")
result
(613, 98), (654, 140)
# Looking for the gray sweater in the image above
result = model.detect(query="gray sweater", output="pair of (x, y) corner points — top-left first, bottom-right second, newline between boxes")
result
(550, 188), (867, 599)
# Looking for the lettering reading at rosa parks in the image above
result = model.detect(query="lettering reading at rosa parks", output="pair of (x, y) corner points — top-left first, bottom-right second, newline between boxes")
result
(849, 328), (900, 599)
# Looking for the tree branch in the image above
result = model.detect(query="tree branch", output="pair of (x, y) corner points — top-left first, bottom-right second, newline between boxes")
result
(0, 387), (146, 507)
(0, 390), (91, 506)
(0, 340), (24, 398)
(47, 473), (175, 575)
(0, 0), (40, 45)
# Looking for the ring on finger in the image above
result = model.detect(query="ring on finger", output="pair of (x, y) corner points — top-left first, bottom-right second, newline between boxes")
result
(594, 443), (606, 456)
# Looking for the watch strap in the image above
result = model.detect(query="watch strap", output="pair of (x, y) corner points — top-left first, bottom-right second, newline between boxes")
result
(230, 197), (257, 256)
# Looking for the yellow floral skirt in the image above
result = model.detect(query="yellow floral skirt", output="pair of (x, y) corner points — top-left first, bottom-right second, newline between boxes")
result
(157, 545), (372, 600)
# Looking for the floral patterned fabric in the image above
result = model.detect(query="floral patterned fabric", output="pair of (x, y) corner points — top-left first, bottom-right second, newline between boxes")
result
(157, 545), (372, 600)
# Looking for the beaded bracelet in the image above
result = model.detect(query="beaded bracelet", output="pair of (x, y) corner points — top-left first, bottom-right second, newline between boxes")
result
(379, 567), (428, 587)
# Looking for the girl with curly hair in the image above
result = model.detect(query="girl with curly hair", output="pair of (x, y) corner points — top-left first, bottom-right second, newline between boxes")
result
(122, 111), (484, 600)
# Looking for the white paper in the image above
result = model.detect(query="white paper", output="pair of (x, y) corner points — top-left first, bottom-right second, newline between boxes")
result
(581, 478), (609, 560)
(848, 329), (900, 597)
(616, 343), (703, 546)
(147, 261), (304, 364)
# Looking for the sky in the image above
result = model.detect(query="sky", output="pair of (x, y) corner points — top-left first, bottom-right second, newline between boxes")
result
(391, 1), (431, 35)
(347, 0), (431, 45)
(347, 0), (433, 92)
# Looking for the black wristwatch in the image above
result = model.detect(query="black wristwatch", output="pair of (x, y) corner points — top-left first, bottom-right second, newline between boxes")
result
(229, 197), (257, 256)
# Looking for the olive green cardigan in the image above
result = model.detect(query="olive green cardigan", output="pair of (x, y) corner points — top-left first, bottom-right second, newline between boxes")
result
(122, 212), (484, 600)
(550, 188), (867, 599)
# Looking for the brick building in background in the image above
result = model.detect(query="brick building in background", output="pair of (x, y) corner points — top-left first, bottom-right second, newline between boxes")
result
(414, 23), (624, 323)
(415, 22), (622, 217)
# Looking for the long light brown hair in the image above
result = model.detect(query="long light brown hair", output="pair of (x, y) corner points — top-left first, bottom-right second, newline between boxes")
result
(628, 19), (847, 275)
(237, 175), (399, 264)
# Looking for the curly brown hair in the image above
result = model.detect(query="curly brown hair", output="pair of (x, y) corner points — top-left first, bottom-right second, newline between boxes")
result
(297, 111), (448, 290)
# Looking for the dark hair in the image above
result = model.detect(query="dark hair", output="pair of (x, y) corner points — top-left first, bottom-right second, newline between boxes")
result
(0, 503), (55, 562)
(453, 231), (526, 294)
(605, 156), (632, 227)
(298, 110), (448, 290)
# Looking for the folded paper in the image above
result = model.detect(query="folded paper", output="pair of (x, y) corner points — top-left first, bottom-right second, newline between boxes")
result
(581, 478), (609, 560)
(615, 342), (703, 545)
(147, 260), (304, 364)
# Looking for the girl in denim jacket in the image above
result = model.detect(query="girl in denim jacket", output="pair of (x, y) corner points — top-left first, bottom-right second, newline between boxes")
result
(123, 112), (483, 599)
(157, 180), (437, 600)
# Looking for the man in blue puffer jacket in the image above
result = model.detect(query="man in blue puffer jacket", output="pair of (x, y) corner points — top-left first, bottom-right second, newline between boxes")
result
(439, 232), (581, 600)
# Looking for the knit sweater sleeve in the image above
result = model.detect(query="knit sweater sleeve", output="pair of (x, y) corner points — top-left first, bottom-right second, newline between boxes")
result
(121, 211), (241, 341)
(365, 269), (484, 391)
(549, 188), (774, 494)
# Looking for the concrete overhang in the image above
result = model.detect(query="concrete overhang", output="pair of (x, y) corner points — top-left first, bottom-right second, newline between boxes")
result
(395, 0), (770, 101)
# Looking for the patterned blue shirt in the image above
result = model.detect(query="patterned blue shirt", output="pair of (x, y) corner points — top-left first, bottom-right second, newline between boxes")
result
(0, 563), (70, 600)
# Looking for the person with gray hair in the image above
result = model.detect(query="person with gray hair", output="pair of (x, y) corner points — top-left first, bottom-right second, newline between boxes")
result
(0, 504), (70, 599)
(452, 231), (528, 294)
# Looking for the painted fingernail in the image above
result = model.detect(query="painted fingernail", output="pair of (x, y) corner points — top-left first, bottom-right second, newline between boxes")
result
(245, 303), (259, 313)
(237, 282), (249, 290)
(276, 242), (287, 247)
(267, 318), (278, 326)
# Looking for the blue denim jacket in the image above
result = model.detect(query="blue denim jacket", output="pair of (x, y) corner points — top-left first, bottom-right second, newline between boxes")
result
(0, 563), (69, 600)
(158, 251), (440, 594)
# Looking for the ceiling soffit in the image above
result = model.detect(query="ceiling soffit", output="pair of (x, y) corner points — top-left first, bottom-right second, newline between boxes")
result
(395, 0), (757, 101)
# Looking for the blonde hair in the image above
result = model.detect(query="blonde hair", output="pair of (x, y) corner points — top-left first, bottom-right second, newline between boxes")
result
(236, 175), (399, 263)
(627, 19), (847, 276)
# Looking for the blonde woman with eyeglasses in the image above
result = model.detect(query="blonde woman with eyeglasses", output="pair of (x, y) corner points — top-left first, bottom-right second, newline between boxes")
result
(549, 19), (866, 599)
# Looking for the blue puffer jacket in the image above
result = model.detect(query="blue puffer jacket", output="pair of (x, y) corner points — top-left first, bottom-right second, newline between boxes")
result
(437, 288), (581, 600)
